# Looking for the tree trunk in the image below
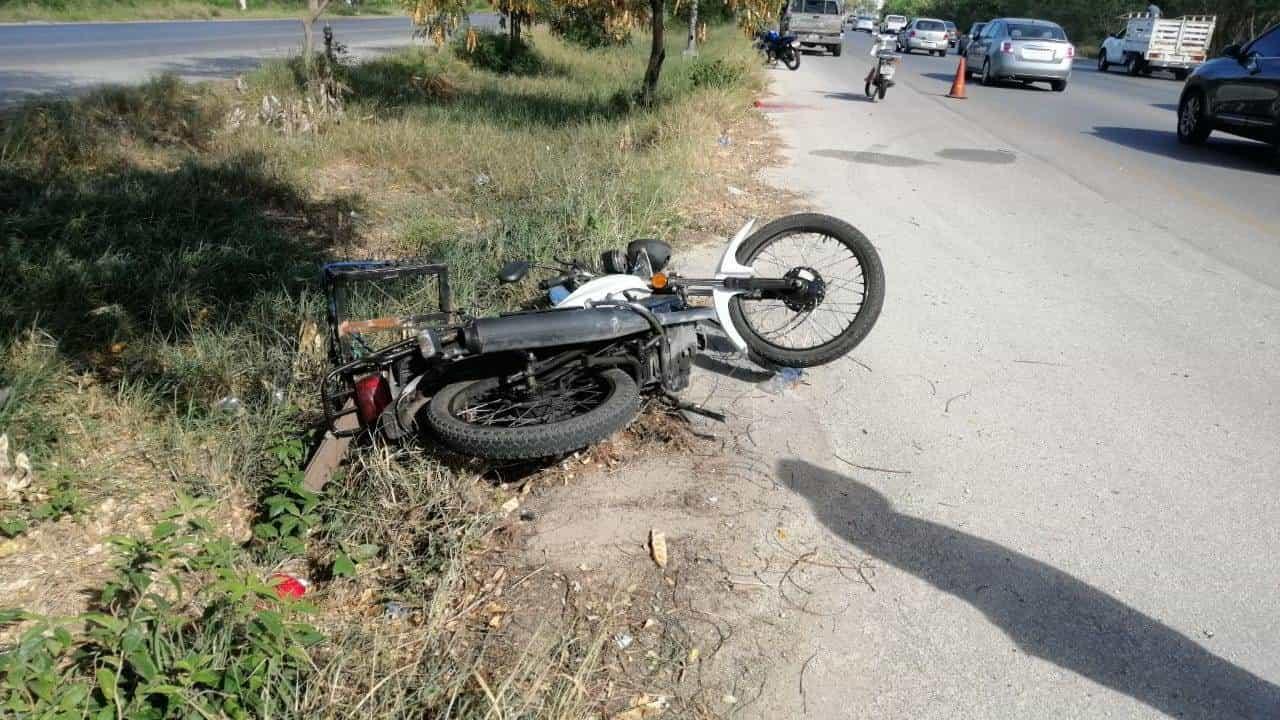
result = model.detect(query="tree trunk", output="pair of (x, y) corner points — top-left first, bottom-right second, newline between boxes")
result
(684, 0), (698, 56)
(640, 0), (666, 105)
(302, 0), (330, 66)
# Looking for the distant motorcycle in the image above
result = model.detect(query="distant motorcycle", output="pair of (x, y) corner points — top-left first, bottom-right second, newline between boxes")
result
(756, 30), (801, 70)
(865, 37), (900, 102)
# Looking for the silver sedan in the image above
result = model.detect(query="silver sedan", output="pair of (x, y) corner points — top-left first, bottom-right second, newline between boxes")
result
(897, 18), (951, 57)
(964, 17), (1075, 91)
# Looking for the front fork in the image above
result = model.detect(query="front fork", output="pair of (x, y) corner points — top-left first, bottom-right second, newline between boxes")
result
(711, 219), (757, 353)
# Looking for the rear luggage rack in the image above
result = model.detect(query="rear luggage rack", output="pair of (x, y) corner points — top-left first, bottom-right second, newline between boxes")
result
(321, 259), (458, 436)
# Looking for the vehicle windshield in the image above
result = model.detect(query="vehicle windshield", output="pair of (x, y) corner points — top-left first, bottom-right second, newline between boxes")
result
(886, 15), (905, 21)
(801, 0), (840, 14)
(944, 21), (956, 29)
(1007, 23), (1067, 41)
(917, 20), (945, 31)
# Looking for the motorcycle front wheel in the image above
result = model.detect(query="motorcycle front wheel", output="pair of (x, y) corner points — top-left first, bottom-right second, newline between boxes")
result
(782, 47), (801, 70)
(864, 79), (874, 98)
(424, 367), (640, 460)
(878, 84), (887, 100)
(729, 213), (885, 368)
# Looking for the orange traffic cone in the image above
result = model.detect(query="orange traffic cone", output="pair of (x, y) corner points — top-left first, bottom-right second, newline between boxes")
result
(947, 57), (968, 99)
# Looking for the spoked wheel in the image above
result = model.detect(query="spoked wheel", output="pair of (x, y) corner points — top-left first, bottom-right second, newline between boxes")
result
(729, 213), (885, 367)
(424, 368), (640, 459)
(865, 79), (874, 98)
(782, 48), (801, 70)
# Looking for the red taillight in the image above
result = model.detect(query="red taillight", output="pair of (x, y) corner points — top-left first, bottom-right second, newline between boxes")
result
(354, 373), (392, 425)
(1000, 40), (1013, 54)
(1066, 45), (1075, 58)
(908, 30), (916, 38)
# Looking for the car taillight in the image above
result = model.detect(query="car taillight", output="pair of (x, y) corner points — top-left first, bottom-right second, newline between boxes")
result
(354, 373), (392, 426)
(909, 30), (916, 38)
(1000, 40), (1013, 54)
(1066, 45), (1075, 58)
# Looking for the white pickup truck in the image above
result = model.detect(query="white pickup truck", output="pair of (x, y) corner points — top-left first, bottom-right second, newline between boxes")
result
(1098, 14), (1216, 80)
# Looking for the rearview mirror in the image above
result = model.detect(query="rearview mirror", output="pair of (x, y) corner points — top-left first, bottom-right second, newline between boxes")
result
(498, 260), (530, 284)
(1221, 43), (1241, 59)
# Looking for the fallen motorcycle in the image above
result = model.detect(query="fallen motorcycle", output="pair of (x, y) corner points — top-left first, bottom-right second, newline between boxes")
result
(320, 213), (884, 461)
(756, 29), (802, 70)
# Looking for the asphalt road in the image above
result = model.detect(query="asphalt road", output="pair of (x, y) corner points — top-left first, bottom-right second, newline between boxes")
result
(0, 14), (496, 105)
(732, 31), (1280, 719)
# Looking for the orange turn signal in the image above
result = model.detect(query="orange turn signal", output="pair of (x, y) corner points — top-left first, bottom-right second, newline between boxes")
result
(650, 272), (668, 290)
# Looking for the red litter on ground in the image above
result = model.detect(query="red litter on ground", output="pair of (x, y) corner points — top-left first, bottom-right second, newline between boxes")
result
(752, 99), (814, 111)
(272, 573), (310, 599)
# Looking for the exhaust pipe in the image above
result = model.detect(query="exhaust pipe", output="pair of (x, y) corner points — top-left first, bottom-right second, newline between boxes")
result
(463, 307), (713, 355)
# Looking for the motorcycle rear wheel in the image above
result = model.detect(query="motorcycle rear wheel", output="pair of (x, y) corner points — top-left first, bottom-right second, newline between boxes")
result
(425, 368), (640, 460)
(782, 47), (801, 70)
(729, 213), (885, 368)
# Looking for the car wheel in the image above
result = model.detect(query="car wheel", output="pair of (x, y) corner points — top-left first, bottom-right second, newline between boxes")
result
(981, 59), (994, 86)
(1172, 69), (1188, 81)
(1050, 79), (1067, 92)
(1097, 49), (1109, 71)
(832, 44), (843, 57)
(1177, 90), (1212, 145)
(1125, 54), (1141, 76)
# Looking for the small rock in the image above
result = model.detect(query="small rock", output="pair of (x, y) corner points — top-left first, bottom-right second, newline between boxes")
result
(726, 185), (745, 196)
(722, 694), (737, 705)
(518, 510), (536, 522)
(0, 539), (23, 559)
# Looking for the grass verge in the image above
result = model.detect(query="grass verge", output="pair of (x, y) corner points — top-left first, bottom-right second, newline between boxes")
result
(1, 23), (768, 717)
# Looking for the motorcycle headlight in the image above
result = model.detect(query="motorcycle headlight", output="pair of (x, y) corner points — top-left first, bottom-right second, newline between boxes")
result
(791, 40), (800, 48)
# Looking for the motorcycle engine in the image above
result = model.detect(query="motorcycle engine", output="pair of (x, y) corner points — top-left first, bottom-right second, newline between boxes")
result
(657, 324), (698, 392)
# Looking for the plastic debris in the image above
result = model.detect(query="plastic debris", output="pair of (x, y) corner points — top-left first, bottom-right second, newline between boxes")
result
(649, 529), (668, 569)
(614, 632), (634, 650)
(726, 185), (745, 196)
(612, 695), (668, 719)
(272, 573), (309, 599)
(385, 601), (410, 620)
(0, 434), (33, 500)
(214, 396), (244, 414)
(763, 366), (805, 395)
(718, 130), (732, 147)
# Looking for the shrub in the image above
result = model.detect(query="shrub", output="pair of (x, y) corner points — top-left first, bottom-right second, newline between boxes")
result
(686, 56), (747, 89)
(453, 32), (547, 76)
(548, 4), (632, 49)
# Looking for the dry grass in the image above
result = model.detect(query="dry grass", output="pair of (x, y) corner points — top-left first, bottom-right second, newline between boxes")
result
(0, 23), (775, 718)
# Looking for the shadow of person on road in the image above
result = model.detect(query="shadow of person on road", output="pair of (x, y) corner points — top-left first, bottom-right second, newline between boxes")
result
(779, 459), (1280, 719)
